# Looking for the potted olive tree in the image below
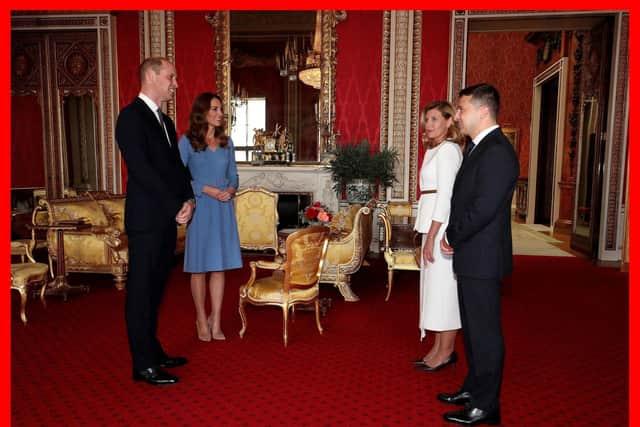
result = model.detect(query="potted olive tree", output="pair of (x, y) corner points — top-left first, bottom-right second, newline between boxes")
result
(326, 139), (398, 203)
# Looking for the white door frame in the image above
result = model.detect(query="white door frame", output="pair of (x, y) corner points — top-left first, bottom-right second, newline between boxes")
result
(526, 57), (569, 232)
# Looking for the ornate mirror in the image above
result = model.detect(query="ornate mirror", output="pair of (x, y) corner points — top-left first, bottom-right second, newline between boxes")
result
(208, 11), (345, 164)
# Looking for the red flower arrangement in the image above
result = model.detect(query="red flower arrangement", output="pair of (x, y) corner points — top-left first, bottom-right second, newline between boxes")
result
(303, 201), (333, 225)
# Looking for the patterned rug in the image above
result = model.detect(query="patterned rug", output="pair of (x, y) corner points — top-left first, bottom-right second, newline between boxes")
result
(11, 254), (626, 426)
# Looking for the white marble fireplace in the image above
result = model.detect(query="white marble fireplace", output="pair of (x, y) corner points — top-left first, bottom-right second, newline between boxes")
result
(237, 164), (339, 213)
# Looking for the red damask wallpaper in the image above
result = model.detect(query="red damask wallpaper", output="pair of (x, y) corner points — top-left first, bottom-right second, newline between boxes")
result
(174, 11), (216, 135)
(335, 11), (384, 150)
(466, 31), (539, 178)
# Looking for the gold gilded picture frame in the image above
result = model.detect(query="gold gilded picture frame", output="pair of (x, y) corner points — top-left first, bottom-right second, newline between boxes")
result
(502, 126), (519, 154)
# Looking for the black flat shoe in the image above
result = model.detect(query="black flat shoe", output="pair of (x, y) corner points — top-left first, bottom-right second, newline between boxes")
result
(411, 358), (428, 366)
(416, 351), (458, 372)
(133, 367), (178, 386)
(158, 355), (188, 368)
(443, 406), (501, 425)
(437, 390), (472, 405)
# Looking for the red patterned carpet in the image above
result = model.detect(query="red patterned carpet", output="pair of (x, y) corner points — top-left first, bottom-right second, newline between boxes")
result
(11, 254), (628, 426)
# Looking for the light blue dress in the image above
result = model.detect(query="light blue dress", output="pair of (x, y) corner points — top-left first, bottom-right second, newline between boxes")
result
(178, 135), (242, 273)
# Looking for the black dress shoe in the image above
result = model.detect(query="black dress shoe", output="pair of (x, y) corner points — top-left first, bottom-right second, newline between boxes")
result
(416, 351), (458, 372)
(133, 367), (178, 386)
(437, 390), (472, 405)
(158, 356), (188, 368)
(443, 406), (501, 425)
(411, 358), (427, 366)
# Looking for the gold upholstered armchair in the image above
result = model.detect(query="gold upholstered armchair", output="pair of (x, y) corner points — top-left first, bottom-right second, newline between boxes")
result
(11, 240), (50, 325)
(234, 187), (279, 254)
(378, 202), (420, 301)
(319, 200), (375, 302)
(239, 226), (330, 346)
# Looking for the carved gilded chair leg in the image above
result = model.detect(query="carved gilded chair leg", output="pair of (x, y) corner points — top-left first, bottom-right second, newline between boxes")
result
(238, 298), (247, 338)
(385, 270), (394, 301)
(17, 288), (28, 325)
(39, 281), (48, 308)
(282, 304), (289, 347)
(315, 300), (323, 335)
(113, 275), (126, 291)
(337, 280), (360, 302)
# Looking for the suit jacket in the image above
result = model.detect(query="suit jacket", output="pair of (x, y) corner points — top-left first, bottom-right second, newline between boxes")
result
(115, 97), (194, 233)
(445, 127), (519, 279)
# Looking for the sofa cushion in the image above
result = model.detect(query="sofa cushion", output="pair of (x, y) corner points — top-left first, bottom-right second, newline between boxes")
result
(49, 200), (110, 227)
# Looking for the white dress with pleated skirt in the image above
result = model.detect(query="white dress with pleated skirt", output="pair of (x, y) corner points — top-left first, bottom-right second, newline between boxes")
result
(414, 140), (463, 339)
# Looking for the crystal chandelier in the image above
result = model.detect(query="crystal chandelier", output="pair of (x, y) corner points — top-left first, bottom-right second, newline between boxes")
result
(277, 38), (300, 81)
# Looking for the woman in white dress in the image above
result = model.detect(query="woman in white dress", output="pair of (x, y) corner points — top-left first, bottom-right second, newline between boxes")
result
(412, 101), (465, 372)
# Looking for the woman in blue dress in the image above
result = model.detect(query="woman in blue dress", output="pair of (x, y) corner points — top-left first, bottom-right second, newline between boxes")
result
(179, 92), (242, 342)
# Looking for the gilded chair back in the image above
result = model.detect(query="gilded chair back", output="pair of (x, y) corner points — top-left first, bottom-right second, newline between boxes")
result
(238, 225), (329, 346)
(378, 202), (420, 301)
(234, 187), (279, 253)
(285, 226), (331, 289)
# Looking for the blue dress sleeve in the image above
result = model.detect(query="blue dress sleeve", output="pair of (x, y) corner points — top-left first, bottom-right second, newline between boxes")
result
(178, 135), (205, 197)
(227, 137), (239, 190)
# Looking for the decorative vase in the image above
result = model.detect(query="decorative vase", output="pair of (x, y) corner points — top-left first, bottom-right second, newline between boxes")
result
(346, 179), (375, 204)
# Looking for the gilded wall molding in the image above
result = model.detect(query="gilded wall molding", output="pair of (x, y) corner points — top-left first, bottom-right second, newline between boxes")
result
(139, 10), (176, 122)
(604, 12), (628, 252)
(380, 11), (421, 203)
(208, 10), (344, 162)
(11, 12), (119, 196)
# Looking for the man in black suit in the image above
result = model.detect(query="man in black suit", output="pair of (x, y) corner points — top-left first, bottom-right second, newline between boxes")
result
(438, 83), (519, 425)
(115, 57), (195, 386)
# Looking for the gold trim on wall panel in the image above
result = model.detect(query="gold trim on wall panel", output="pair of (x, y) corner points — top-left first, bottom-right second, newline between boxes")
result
(140, 11), (176, 123)
(383, 11), (420, 203)
(165, 11), (176, 122)
(380, 11), (391, 163)
(409, 11), (421, 204)
(602, 12), (628, 254)
(449, 13), (467, 101)
(207, 12), (231, 133)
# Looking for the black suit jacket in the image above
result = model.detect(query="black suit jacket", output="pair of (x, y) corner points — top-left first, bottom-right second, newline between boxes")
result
(115, 97), (194, 233)
(445, 127), (519, 280)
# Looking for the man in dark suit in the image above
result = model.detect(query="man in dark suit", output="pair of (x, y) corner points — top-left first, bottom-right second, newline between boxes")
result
(438, 83), (519, 425)
(115, 57), (195, 386)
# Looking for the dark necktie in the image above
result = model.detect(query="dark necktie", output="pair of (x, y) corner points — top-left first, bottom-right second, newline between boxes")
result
(156, 108), (171, 147)
(465, 141), (476, 157)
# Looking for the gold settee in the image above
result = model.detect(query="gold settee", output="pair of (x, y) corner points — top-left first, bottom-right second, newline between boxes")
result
(38, 193), (186, 290)
(319, 201), (375, 302)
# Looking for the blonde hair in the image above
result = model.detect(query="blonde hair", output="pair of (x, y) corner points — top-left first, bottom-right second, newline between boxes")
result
(420, 101), (464, 148)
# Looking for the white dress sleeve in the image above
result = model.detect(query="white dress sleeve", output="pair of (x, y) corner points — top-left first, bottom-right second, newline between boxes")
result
(431, 142), (463, 223)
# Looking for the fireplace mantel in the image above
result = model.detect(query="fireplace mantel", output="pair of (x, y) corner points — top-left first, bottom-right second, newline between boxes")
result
(237, 164), (338, 213)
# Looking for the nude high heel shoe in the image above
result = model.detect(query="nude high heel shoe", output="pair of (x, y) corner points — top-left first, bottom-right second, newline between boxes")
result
(208, 316), (226, 341)
(196, 320), (212, 342)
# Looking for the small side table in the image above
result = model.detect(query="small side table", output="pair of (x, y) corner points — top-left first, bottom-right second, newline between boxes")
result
(29, 221), (91, 301)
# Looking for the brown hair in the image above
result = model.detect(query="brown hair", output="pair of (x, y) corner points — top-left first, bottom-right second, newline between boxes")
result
(138, 57), (168, 84)
(420, 100), (464, 149)
(186, 92), (229, 152)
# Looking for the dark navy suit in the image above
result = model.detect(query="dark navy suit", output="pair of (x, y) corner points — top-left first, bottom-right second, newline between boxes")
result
(115, 97), (194, 372)
(445, 127), (519, 413)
